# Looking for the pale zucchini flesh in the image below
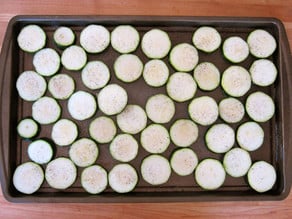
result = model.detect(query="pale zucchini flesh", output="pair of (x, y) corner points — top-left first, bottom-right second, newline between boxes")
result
(48, 74), (75, 100)
(170, 148), (198, 176)
(53, 26), (75, 48)
(51, 119), (78, 146)
(219, 97), (245, 123)
(89, 116), (117, 144)
(143, 59), (169, 87)
(223, 36), (249, 63)
(17, 118), (38, 139)
(110, 134), (138, 162)
(61, 45), (87, 71)
(81, 165), (108, 194)
(193, 62), (220, 91)
(192, 26), (221, 53)
(250, 59), (277, 86)
(33, 48), (60, 76)
(28, 139), (53, 164)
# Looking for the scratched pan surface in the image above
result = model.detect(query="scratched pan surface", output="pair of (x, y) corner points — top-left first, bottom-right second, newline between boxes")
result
(0, 16), (291, 202)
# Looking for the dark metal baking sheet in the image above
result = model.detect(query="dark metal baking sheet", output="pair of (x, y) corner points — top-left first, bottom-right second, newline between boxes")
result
(0, 15), (291, 203)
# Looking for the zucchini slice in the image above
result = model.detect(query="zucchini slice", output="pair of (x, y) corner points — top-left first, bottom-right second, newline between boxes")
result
(170, 119), (199, 147)
(51, 119), (78, 146)
(81, 165), (108, 194)
(33, 48), (60, 76)
(45, 157), (77, 190)
(141, 29), (171, 59)
(223, 148), (251, 177)
(61, 45), (87, 71)
(32, 96), (61, 125)
(117, 104), (147, 134)
(250, 59), (277, 86)
(247, 161), (276, 193)
(195, 158), (226, 190)
(245, 91), (275, 122)
(69, 138), (99, 167)
(219, 97), (245, 123)
(97, 84), (128, 115)
(114, 54), (143, 83)
(68, 91), (97, 121)
(205, 123), (235, 153)
(110, 134), (139, 162)
(143, 59), (169, 87)
(28, 139), (53, 164)
(17, 118), (38, 139)
(247, 29), (277, 58)
(13, 162), (44, 194)
(170, 148), (198, 176)
(193, 62), (220, 91)
(221, 65), (251, 97)
(89, 116), (117, 144)
(188, 96), (218, 126)
(140, 124), (170, 154)
(141, 154), (171, 185)
(80, 24), (110, 53)
(166, 72), (197, 102)
(81, 61), (110, 90)
(236, 121), (264, 151)
(111, 25), (140, 54)
(53, 26), (75, 48)
(169, 43), (199, 72)
(192, 26), (221, 53)
(222, 36), (249, 63)
(48, 74), (75, 100)
(16, 70), (47, 102)
(17, 24), (46, 53)
(109, 164), (138, 193)
(145, 94), (175, 124)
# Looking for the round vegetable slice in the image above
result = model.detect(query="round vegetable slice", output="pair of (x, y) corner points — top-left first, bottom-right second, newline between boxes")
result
(170, 148), (198, 176)
(219, 97), (245, 123)
(51, 119), (78, 146)
(61, 45), (87, 71)
(17, 118), (38, 139)
(143, 59), (169, 87)
(13, 162), (44, 194)
(48, 74), (75, 100)
(222, 36), (249, 63)
(89, 116), (117, 144)
(110, 134), (138, 162)
(141, 155), (171, 185)
(81, 165), (108, 194)
(192, 26), (221, 53)
(250, 59), (277, 86)
(28, 139), (53, 164)
(53, 26), (75, 48)
(193, 62), (220, 91)
(33, 48), (60, 76)
(109, 164), (138, 193)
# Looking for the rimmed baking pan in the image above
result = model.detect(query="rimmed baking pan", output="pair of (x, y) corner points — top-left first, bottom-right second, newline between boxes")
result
(0, 15), (291, 203)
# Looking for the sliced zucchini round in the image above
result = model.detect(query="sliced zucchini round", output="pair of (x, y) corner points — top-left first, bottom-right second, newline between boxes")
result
(80, 24), (110, 53)
(97, 84), (128, 115)
(247, 161), (276, 193)
(28, 139), (53, 164)
(32, 96), (61, 125)
(195, 158), (226, 190)
(145, 94), (175, 124)
(223, 148), (251, 177)
(170, 148), (198, 176)
(17, 24), (46, 53)
(109, 164), (138, 193)
(13, 162), (44, 194)
(61, 45), (87, 71)
(141, 29), (171, 59)
(188, 96), (218, 126)
(143, 59), (169, 87)
(170, 43), (199, 72)
(166, 72), (197, 102)
(170, 119), (199, 147)
(45, 157), (77, 190)
(16, 70), (47, 101)
(205, 123), (235, 153)
(221, 65), (251, 97)
(117, 104), (147, 134)
(69, 138), (99, 167)
(89, 116), (117, 144)
(17, 118), (38, 139)
(141, 154), (171, 185)
(51, 119), (78, 146)
(81, 61), (110, 90)
(81, 165), (108, 194)
(53, 26), (75, 48)
(110, 134), (138, 162)
(236, 121), (264, 151)
(140, 124), (170, 154)
(250, 59), (277, 86)
(219, 97), (245, 123)
(192, 26), (221, 53)
(247, 29), (277, 58)
(193, 62), (220, 91)
(33, 48), (60, 76)
(111, 25), (140, 54)
(68, 91), (97, 121)
(114, 54), (143, 83)
(48, 74), (75, 100)
(222, 36), (249, 63)
(245, 91), (275, 122)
